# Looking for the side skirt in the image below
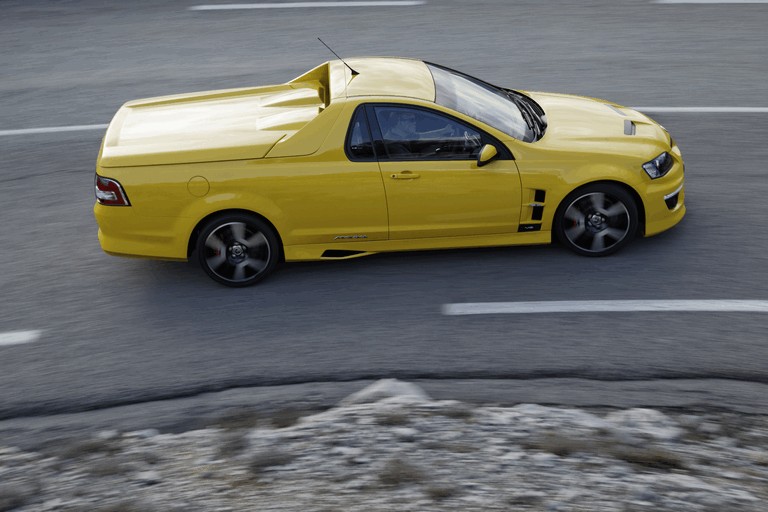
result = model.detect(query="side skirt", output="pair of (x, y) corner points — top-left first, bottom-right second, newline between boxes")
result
(283, 231), (552, 262)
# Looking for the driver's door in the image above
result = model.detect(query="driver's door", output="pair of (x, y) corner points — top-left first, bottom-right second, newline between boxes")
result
(371, 104), (522, 240)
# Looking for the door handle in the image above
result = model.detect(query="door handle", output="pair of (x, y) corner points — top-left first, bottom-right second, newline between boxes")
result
(390, 171), (420, 180)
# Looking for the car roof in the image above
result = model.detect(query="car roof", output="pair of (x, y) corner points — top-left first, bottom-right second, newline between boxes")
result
(342, 57), (435, 101)
(307, 57), (436, 102)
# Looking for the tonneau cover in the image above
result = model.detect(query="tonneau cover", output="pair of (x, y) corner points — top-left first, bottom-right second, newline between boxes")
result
(100, 84), (325, 167)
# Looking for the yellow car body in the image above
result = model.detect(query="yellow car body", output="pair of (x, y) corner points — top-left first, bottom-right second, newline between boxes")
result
(94, 57), (685, 286)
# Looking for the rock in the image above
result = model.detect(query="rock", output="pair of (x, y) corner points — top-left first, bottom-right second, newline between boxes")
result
(135, 470), (162, 485)
(500, 451), (525, 462)
(605, 408), (683, 441)
(713, 436), (738, 448)
(697, 422), (722, 435)
(633, 487), (661, 503)
(605, 465), (633, 478)
(725, 488), (760, 502)
(42, 498), (64, 509)
(392, 427), (419, 441)
(125, 429), (160, 439)
(531, 452), (557, 466)
(329, 446), (363, 458)
(507, 490), (546, 505)
(652, 474), (719, 492)
(95, 430), (120, 440)
(339, 379), (431, 405)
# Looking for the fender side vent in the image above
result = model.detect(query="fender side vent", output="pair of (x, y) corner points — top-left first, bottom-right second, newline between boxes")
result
(624, 120), (636, 135)
(529, 189), (546, 220)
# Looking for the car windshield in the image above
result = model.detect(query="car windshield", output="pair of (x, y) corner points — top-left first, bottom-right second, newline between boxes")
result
(427, 64), (534, 142)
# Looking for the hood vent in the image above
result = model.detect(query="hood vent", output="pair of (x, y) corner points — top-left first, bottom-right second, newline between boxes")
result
(624, 120), (636, 136)
(605, 104), (627, 116)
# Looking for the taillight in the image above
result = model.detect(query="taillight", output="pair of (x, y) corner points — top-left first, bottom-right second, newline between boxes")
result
(95, 175), (130, 206)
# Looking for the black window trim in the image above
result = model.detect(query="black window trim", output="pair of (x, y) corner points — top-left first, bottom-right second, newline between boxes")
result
(344, 105), (378, 162)
(364, 102), (514, 162)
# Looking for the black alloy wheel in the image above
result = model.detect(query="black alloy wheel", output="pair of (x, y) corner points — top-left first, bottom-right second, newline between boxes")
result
(197, 213), (280, 287)
(555, 183), (639, 256)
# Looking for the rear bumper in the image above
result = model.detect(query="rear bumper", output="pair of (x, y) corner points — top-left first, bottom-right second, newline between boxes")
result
(94, 203), (189, 260)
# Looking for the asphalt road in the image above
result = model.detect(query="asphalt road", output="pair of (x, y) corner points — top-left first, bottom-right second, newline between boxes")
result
(2, 0), (768, 434)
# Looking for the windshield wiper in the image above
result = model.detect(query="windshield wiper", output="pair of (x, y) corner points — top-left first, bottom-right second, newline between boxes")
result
(516, 93), (547, 138)
(517, 99), (537, 136)
(505, 92), (539, 141)
(509, 91), (547, 141)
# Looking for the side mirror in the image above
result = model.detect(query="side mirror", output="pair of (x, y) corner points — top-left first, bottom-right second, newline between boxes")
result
(477, 144), (498, 167)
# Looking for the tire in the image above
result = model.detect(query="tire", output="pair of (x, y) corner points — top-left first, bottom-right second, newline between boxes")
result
(196, 213), (280, 287)
(554, 183), (639, 257)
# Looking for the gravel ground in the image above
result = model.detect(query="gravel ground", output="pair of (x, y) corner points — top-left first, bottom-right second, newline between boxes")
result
(1, 380), (767, 511)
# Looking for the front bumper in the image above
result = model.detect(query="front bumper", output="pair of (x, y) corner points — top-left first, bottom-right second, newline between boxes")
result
(643, 148), (686, 237)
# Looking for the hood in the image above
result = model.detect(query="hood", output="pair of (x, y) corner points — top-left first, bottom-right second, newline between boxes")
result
(527, 92), (669, 156)
(99, 84), (326, 167)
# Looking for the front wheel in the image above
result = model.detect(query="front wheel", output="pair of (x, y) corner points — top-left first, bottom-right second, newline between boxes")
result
(196, 213), (280, 287)
(554, 184), (639, 256)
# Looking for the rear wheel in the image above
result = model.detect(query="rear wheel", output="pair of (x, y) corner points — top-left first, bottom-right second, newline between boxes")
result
(196, 213), (280, 287)
(555, 183), (638, 256)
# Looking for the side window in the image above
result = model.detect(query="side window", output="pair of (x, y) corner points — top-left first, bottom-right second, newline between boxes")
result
(345, 107), (375, 161)
(373, 106), (483, 160)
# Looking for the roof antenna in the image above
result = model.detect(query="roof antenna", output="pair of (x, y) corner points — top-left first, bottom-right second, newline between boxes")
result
(318, 37), (359, 76)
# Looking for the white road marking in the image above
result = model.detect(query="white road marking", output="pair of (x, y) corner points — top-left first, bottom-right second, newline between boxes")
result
(442, 300), (768, 316)
(656, 0), (768, 4)
(633, 107), (768, 113)
(0, 124), (108, 137)
(0, 330), (42, 347)
(190, 1), (425, 10)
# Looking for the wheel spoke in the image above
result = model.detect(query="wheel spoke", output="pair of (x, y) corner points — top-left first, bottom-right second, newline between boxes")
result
(205, 233), (226, 252)
(564, 207), (583, 223)
(565, 223), (585, 241)
(206, 251), (227, 269)
(231, 222), (247, 243)
(604, 202), (628, 218)
(245, 257), (267, 272)
(590, 231), (608, 252)
(232, 262), (248, 281)
(603, 227), (627, 242)
(589, 192), (606, 212)
(245, 231), (267, 248)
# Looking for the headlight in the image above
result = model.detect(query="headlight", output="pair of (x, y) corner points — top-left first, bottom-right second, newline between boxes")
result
(642, 152), (673, 179)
